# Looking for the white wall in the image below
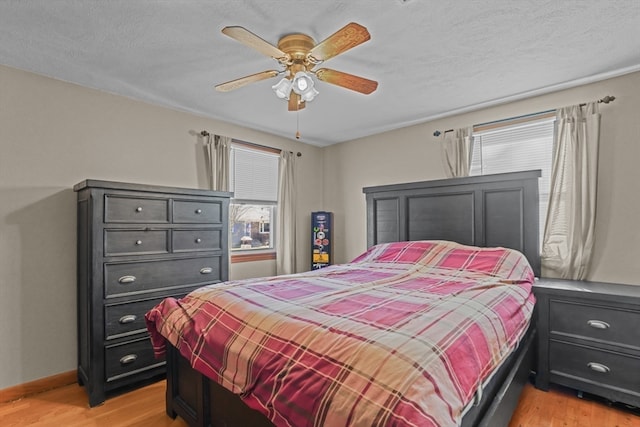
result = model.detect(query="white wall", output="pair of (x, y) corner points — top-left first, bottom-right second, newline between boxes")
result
(0, 64), (324, 389)
(323, 70), (640, 286)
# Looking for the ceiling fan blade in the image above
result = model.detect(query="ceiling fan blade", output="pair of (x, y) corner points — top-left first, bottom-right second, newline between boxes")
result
(221, 26), (289, 59)
(308, 22), (371, 62)
(315, 68), (378, 95)
(288, 92), (305, 111)
(215, 70), (279, 92)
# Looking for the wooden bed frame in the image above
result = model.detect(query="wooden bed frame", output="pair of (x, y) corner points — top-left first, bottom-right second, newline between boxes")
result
(163, 170), (542, 427)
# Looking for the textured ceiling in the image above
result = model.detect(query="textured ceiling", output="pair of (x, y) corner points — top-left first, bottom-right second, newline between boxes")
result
(1, 1), (640, 147)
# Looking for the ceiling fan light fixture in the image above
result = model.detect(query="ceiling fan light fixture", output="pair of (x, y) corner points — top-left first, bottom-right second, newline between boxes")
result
(272, 78), (293, 99)
(291, 71), (317, 98)
(301, 87), (319, 102)
(294, 75), (309, 92)
(217, 23), (377, 112)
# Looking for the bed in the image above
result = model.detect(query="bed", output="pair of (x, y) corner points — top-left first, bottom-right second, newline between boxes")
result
(146, 170), (541, 427)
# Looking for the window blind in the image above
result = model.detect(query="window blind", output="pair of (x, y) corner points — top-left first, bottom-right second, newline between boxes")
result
(470, 117), (555, 243)
(229, 146), (279, 202)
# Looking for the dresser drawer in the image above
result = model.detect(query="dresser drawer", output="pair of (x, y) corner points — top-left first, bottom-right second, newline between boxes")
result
(105, 338), (165, 382)
(550, 340), (640, 395)
(105, 297), (166, 339)
(104, 256), (222, 298)
(105, 195), (169, 223)
(550, 299), (640, 349)
(173, 200), (222, 223)
(104, 229), (169, 256)
(173, 229), (222, 252)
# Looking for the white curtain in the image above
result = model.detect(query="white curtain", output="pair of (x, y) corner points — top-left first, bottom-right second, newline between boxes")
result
(441, 127), (474, 178)
(276, 151), (297, 275)
(541, 102), (600, 279)
(204, 134), (231, 191)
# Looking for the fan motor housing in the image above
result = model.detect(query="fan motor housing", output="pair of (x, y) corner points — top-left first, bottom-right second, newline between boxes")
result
(278, 34), (315, 62)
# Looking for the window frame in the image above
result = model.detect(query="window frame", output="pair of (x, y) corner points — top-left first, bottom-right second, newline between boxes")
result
(228, 141), (280, 262)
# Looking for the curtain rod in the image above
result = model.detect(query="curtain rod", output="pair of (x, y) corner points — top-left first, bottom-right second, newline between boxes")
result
(433, 95), (616, 137)
(199, 131), (302, 157)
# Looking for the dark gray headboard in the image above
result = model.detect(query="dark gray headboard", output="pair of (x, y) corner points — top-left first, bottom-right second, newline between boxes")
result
(362, 170), (541, 277)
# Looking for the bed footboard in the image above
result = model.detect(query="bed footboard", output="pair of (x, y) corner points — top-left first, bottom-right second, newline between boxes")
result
(166, 345), (273, 427)
(164, 326), (536, 427)
(165, 345), (209, 427)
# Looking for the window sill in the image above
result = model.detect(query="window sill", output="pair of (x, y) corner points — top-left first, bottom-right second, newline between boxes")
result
(231, 252), (276, 263)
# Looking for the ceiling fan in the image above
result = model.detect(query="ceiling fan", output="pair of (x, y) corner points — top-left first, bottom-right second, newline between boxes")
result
(215, 22), (378, 111)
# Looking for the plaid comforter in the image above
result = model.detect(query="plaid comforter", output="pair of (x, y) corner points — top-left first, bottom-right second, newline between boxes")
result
(146, 240), (535, 427)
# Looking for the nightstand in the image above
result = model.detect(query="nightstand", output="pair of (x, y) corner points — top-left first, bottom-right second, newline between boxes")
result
(534, 278), (640, 407)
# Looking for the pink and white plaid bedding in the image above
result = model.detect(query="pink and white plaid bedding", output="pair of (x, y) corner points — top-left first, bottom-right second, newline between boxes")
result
(146, 240), (535, 427)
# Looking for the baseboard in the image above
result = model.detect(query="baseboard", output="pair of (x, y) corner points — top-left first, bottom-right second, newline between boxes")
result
(0, 370), (76, 403)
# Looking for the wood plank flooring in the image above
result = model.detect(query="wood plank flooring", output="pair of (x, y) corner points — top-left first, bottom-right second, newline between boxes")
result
(0, 380), (186, 427)
(509, 383), (640, 427)
(1, 379), (638, 426)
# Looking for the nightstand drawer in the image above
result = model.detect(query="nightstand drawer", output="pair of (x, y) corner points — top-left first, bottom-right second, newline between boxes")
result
(104, 229), (169, 256)
(173, 229), (222, 252)
(104, 256), (221, 298)
(105, 338), (165, 382)
(173, 200), (222, 223)
(550, 340), (640, 395)
(550, 299), (640, 349)
(104, 195), (169, 223)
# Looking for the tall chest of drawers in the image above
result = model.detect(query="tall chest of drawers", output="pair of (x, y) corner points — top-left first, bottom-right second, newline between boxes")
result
(74, 180), (231, 407)
(534, 278), (640, 407)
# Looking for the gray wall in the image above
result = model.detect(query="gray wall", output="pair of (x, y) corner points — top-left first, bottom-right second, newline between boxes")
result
(323, 70), (640, 286)
(0, 64), (324, 390)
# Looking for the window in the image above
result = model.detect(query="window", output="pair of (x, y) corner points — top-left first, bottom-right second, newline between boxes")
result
(229, 144), (279, 253)
(469, 114), (555, 244)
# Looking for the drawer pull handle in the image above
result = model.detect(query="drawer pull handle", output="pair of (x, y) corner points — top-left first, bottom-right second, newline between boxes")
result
(119, 354), (138, 365)
(135, 207), (143, 212)
(135, 240), (143, 245)
(587, 320), (610, 330)
(587, 362), (610, 373)
(200, 267), (213, 274)
(195, 209), (203, 214)
(118, 275), (137, 284)
(119, 314), (137, 324)
(195, 238), (202, 243)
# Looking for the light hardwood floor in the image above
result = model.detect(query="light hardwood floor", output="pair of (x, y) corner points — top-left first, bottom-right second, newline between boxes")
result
(509, 383), (640, 427)
(1, 380), (638, 426)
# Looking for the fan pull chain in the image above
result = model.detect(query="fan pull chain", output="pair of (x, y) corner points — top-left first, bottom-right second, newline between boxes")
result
(296, 109), (301, 139)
